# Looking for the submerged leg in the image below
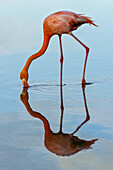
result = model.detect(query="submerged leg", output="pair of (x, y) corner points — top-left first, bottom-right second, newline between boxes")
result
(70, 33), (90, 85)
(59, 35), (64, 86)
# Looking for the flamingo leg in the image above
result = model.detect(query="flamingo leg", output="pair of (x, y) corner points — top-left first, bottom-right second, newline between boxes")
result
(70, 33), (90, 85)
(59, 35), (64, 86)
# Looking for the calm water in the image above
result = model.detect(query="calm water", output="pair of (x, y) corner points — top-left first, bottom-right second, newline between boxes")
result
(0, 0), (113, 169)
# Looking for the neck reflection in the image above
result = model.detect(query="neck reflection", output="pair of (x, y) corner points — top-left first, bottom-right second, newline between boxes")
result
(20, 85), (98, 156)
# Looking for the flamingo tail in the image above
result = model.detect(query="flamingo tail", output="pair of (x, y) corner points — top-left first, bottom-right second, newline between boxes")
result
(79, 14), (98, 27)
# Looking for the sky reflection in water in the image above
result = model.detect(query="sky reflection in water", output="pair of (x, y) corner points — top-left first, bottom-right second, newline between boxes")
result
(0, 0), (113, 169)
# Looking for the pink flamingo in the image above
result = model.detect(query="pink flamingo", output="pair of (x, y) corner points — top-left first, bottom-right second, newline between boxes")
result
(20, 11), (98, 87)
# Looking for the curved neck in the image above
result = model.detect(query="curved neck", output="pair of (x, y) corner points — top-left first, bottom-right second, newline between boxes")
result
(23, 99), (52, 134)
(24, 34), (51, 71)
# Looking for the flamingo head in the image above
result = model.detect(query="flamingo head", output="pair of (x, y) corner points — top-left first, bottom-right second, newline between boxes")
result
(20, 69), (29, 88)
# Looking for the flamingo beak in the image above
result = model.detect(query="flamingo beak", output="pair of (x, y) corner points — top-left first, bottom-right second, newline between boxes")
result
(22, 78), (29, 88)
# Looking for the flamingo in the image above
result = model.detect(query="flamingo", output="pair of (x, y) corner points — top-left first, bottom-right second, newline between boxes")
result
(20, 10), (98, 87)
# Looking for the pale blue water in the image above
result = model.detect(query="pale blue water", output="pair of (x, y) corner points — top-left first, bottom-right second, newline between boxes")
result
(0, 0), (113, 170)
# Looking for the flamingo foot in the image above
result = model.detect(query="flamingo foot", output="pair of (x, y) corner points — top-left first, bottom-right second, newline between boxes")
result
(82, 79), (93, 86)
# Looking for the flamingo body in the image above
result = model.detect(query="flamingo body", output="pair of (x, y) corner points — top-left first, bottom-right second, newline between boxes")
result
(44, 11), (97, 36)
(20, 10), (97, 87)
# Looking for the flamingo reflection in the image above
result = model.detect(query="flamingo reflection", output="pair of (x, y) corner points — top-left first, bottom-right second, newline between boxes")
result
(20, 85), (98, 156)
